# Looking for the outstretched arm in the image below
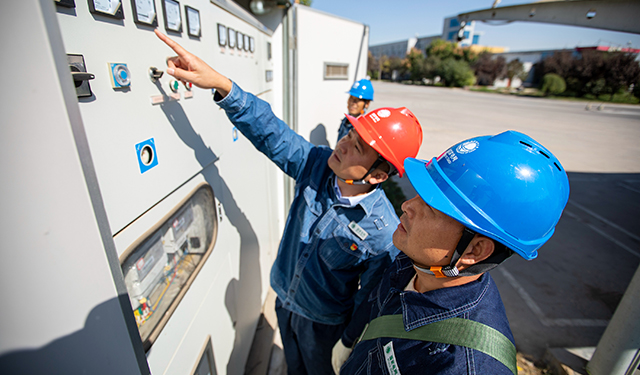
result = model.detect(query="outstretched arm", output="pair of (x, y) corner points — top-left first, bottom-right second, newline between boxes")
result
(155, 29), (233, 97)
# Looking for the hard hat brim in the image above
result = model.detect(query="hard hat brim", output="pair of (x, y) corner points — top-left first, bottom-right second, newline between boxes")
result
(404, 157), (544, 259)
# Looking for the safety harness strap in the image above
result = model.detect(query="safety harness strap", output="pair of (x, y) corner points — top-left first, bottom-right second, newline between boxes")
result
(357, 314), (517, 375)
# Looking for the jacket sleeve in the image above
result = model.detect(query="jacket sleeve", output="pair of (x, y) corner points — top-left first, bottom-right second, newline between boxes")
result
(215, 82), (314, 181)
(340, 286), (374, 348)
(352, 251), (394, 319)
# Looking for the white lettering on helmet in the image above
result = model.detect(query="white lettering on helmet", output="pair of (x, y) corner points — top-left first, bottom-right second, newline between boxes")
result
(370, 113), (381, 123)
(443, 149), (458, 164)
(377, 109), (391, 118)
(456, 140), (479, 154)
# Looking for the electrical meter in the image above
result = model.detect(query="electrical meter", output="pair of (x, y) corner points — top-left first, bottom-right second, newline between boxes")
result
(236, 31), (244, 51)
(121, 185), (217, 350)
(217, 23), (227, 46)
(132, 0), (158, 26)
(227, 27), (236, 49)
(89, 0), (124, 19)
(162, 0), (182, 32)
(186, 6), (201, 37)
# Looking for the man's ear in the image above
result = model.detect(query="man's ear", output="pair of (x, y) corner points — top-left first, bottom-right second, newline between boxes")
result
(367, 169), (389, 185)
(458, 235), (495, 266)
(364, 101), (371, 110)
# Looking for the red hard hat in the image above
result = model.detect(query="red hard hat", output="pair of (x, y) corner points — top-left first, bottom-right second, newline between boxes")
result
(347, 107), (423, 177)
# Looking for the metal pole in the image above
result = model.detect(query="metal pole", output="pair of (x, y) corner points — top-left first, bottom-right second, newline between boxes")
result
(587, 265), (640, 375)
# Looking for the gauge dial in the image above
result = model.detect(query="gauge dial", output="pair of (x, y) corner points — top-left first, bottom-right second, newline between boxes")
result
(186, 6), (201, 37)
(132, 0), (157, 26)
(162, 0), (181, 32)
(89, 0), (124, 18)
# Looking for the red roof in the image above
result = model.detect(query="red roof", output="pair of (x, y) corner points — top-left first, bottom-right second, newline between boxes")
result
(576, 46), (640, 53)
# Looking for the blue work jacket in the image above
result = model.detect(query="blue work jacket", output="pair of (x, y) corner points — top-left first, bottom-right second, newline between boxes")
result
(340, 253), (515, 375)
(215, 83), (400, 325)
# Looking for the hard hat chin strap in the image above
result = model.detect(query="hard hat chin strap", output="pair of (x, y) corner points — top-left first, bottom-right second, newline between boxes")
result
(413, 228), (477, 278)
(337, 155), (386, 186)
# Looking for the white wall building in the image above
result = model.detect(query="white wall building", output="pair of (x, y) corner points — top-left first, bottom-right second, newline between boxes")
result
(369, 16), (479, 59)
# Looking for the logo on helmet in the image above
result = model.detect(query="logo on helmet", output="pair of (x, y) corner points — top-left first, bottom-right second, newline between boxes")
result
(456, 140), (480, 154)
(377, 109), (391, 118)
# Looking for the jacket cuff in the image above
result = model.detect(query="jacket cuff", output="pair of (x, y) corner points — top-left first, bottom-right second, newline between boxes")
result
(341, 333), (355, 349)
(213, 81), (246, 113)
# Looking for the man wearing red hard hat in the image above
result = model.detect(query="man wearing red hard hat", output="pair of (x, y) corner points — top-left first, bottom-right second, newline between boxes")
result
(155, 30), (423, 375)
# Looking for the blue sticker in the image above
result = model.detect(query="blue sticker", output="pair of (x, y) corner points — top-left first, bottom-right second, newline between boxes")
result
(232, 127), (239, 142)
(135, 138), (158, 174)
(109, 63), (131, 88)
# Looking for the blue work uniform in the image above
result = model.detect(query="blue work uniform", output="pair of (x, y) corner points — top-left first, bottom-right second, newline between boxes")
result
(215, 83), (400, 375)
(337, 116), (353, 143)
(339, 253), (515, 375)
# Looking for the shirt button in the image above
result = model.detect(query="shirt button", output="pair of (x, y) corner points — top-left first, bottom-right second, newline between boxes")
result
(303, 253), (309, 258)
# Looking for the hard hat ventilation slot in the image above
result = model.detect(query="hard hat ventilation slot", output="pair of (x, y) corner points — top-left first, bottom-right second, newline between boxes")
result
(553, 162), (562, 172)
(538, 150), (550, 159)
(519, 141), (532, 148)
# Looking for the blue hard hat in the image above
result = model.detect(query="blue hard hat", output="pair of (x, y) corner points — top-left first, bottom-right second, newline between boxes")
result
(404, 130), (570, 260)
(348, 78), (374, 100)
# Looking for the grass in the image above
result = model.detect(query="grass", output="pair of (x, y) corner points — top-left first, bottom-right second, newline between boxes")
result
(468, 86), (640, 104)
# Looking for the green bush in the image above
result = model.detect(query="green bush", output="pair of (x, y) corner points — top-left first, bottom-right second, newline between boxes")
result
(598, 91), (640, 104)
(541, 73), (566, 96)
(438, 58), (475, 87)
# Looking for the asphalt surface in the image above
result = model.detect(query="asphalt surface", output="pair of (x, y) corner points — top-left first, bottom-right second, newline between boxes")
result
(263, 82), (640, 375)
(376, 81), (640, 362)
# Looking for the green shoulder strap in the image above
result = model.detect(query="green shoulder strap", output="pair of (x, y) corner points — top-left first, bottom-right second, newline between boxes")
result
(358, 314), (517, 375)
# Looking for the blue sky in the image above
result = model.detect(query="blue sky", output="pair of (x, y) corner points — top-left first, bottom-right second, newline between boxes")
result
(310, 0), (640, 52)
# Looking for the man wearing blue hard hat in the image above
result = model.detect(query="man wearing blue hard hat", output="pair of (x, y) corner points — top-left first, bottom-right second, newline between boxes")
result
(337, 78), (374, 142)
(332, 131), (570, 374)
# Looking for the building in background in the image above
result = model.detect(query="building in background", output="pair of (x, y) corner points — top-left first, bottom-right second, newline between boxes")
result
(369, 16), (485, 59)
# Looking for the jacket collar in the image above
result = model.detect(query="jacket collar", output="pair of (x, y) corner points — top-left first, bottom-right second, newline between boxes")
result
(391, 254), (491, 331)
(329, 176), (383, 217)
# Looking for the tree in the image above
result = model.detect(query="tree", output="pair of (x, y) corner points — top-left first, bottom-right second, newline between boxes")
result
(426, 39), (477, 63)
(437, 58), (475, 87)
(406, 48), (426, 82)
(298, 0), (312, 5)
(367, 51), (380, 80)
(506, 59), (524, 88)
(541, 73), (566, 96)
(381, 56), (407, 81)
(568, 50), (606, 96)
(603, 52), (640, 98)
(536, 50), (640, 98)
(539, 51), (574, 79)
(423, 39), (477, 86)
(472, 53), (507, 86)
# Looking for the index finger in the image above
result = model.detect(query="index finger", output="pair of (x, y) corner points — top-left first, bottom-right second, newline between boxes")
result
(155, 29), (189, 57)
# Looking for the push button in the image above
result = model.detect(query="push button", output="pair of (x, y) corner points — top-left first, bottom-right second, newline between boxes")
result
(169, 80), (180, 92)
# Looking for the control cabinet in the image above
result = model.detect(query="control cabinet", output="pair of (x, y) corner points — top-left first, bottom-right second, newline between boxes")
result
(55, 0), (283, 374)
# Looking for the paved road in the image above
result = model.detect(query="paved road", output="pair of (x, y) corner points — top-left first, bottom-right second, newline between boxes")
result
(375, 81), (640, 361)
